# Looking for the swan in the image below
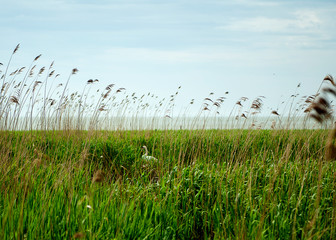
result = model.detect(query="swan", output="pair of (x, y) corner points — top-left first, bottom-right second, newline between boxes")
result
(142, 146), (158, 161)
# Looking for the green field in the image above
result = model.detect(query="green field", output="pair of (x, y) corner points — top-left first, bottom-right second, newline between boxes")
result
(0, 129), (335, 239)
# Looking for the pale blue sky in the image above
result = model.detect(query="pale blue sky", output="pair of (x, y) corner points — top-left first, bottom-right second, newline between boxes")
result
(1, 0), (336, 115)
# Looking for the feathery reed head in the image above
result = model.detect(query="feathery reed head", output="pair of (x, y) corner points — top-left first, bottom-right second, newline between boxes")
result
(9, 96), (19, 105)
(13, 44), (20, 54)
(308, 75), (335, 123)
(324, 74), (335, 86)
(34, 54), (42, 61)
(72, 68), (79, 74)
(49, 70), (55, 77)
(236, 101), (242, 107)
(38, 67), (45, 75)
(271, 110), (280, 116)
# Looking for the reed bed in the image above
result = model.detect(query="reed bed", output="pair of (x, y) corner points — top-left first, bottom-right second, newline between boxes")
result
(0, 45), (335, 239)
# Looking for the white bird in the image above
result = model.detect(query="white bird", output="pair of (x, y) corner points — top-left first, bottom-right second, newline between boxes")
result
(142, 146), (158, 161)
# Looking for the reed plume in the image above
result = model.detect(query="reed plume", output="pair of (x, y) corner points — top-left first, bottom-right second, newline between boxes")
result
(307, 75), (336, 123)
(271, 110), (279, 116)
(13, 44), (20, 54)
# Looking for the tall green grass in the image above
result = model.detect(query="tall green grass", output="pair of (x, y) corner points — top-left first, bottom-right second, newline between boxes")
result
(0, 130), (335, 239)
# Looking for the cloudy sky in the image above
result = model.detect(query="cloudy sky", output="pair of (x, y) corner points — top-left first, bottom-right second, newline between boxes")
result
(1, 0), (336, 115)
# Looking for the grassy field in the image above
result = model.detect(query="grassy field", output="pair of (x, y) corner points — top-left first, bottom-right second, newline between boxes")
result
(0, 45), (336, 239)
(0, 129), (335, 239)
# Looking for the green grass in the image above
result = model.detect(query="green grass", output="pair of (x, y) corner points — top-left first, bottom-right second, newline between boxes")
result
(0, 129), (335, 239)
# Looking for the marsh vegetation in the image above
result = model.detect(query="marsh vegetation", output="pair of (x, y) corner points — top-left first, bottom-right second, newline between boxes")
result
(0, 45), (335, 239)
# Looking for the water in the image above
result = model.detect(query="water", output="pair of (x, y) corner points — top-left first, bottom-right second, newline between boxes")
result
(75, 115), (327, 130)
(3, 115), (331, 131)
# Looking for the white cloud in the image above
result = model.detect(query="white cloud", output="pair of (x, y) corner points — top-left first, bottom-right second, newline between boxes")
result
(222, 9), (323, 33)
(232, 0), (281, 7)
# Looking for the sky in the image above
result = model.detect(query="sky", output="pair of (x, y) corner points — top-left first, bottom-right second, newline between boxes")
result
(1, 0), (336, 116)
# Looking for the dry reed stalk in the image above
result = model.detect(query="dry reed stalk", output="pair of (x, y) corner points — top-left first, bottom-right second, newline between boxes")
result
(325, 123), (336, 161)
(271, 120), (276, 129)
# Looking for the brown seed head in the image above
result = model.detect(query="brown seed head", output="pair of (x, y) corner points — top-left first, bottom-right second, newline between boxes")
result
(13, 44), (20, 54)
(9, 96), (19, 105)
(106, 84), (114, 90)
(116, 88), (125, 93)
(93, 170), (104, 183)
(324, 74), (335, 86)
(311, 102), (328, 115)
(34, 54), (42, 61)
(72, 68), (79, 74)
(50, 99), (56, 106)
(33, 81), (42, 91)
(49, 70), (55, 77)
(271, 110), (280, 116)
(18, 67), (26, 73)
(9, 69), (18, 76)
(304, 107), (312, 113)
(322, 87), (336, 97)
(38, 67), (45, 75)
(29, 65), (36, 77)
(236, 101), (242, 107)
(305, 96), (315, 103)
(310, 113), (323, 123)
(103, 89), (111, 99)
(317, 97), (330, 108)
(213, 102), (221, 107)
